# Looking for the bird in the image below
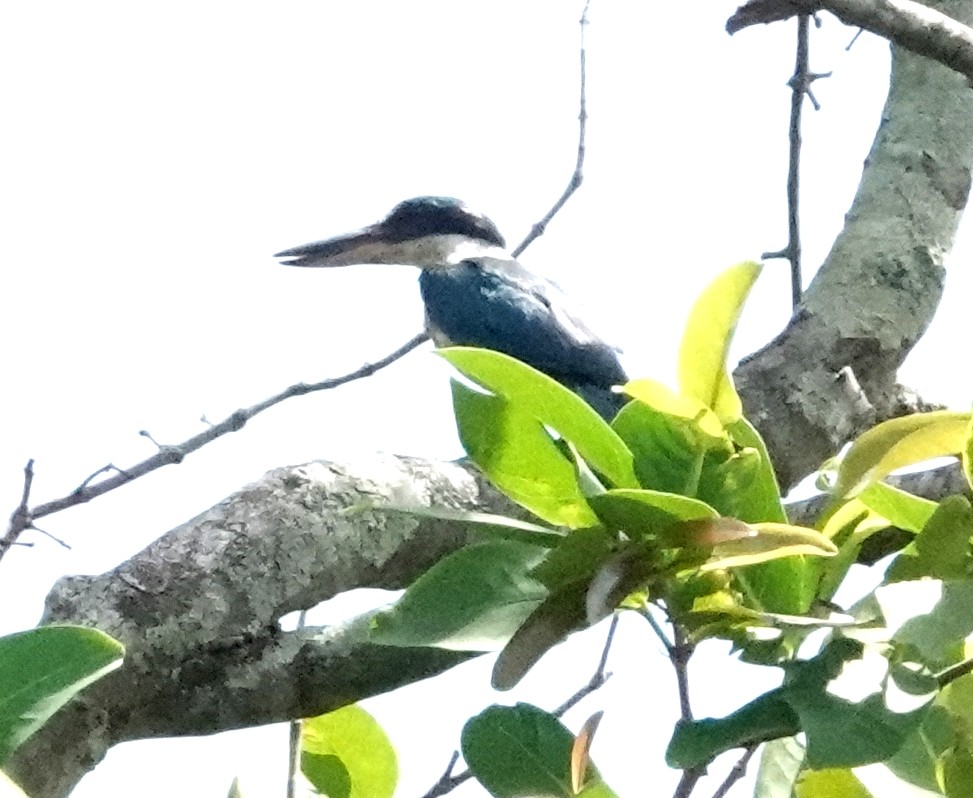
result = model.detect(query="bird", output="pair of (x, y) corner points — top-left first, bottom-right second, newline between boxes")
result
(275, 196), (627, 419)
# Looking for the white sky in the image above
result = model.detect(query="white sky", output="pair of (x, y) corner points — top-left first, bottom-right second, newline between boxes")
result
(0, 2), (963, 796)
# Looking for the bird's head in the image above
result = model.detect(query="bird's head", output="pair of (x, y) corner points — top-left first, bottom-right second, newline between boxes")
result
(275, 196), (507, 269)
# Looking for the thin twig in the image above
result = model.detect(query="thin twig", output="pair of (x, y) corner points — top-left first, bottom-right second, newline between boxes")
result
(711, 745), (758, 798)
(673, 767), (705, 798)
(0, 332), (429, 561)
(512, 0), (591, 258)
(553, 613), (619, 716)
(641, 605), (674, 650)
(421, 752), (471, 798)
(1, 460), (36, 553)
(422, 615), (618, 798)
(286, 610), (309, 798)
(760, 15), (829, 309)
(672, 624), (695, 722)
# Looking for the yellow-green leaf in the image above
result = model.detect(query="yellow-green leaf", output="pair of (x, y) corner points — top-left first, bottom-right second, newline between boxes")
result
(701, 522), (837, 571)
(301, 705), (397, 798)
(833, 411), (972, 500)
(440, 348), (637, 488)
(795, 768), (874, 798)
(963, 413), (973, 493)
(678, 262), (762, 422)
(621, 379), (726, 441)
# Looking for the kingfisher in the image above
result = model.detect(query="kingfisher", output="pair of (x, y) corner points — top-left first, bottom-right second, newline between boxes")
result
(275, 196), (627, 419)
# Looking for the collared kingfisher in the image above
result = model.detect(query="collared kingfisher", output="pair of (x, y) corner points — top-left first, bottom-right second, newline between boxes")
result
(275, 196), (627, 419)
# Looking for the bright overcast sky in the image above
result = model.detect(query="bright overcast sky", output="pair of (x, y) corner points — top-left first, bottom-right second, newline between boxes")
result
(0, 2), (964, 796)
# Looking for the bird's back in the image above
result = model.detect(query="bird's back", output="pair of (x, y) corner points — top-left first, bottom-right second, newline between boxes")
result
(418, 257), (627, 395)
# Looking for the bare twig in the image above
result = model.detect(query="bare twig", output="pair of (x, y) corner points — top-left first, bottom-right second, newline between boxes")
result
(0, 332), (429, 561)
(673, 767), (706, 798)
(286, 610), (309, 798)
(672, 625), (695, 722)
(642, 605), (674, 649)
(512, 0), (591, 258)
(553, 613), (619, 716)
(421, 752), (471, 798)
(762, 14), (830, 309)
(1, 460), (36, 553)
(711, 745), (758, 798)
(422, 615), (619, 798)
(727, 0), (973, 86)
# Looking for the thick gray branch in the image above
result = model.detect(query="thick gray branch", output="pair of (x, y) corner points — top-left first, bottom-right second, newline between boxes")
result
(736, 0), (973, 490)
(729, 0), (973, 85)
(8, 456), (512, 798)
(8, 452), (970, 798)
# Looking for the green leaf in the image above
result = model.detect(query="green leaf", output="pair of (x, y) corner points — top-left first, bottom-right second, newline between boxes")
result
(886, 495), (973, 582)
(858, 482), (937, 534)
(379, 504), (565, 548)
(885, 703), (954, 793)
(678, 261), (762, 422)
(588, 489), (718, 538)
(668, 639), (927, 770)
(893, 580), (973, 667)
(701, 522), (837, 571)
(462, 704), (617, 798)
(301, 705), (397, 798)
(530, 527), (617, 591)
(754, 737), (805, 798)
(451, 381), (597, 528)
(491, 581), (588, 691)
(833, 411), (972, 500)
(964, 414), (973, 493)
(720, 418), (787, 523)
(621, 379), (726, 440)
(0, 626), (123, 763)
(441, 348), (637, 489)
(666, 692), (800, 769)
(371, 540), (548, 650)
(795, 769), (874, 798)
(722, 417), (816, 615)
(610, 399), (712, 495)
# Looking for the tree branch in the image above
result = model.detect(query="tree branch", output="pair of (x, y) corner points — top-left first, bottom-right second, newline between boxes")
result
(728, 0), (973, 89)
(735, 0), (973, 489)
(512, 0), (591, 258)
(7, 455), (510, 798)
(0, 332), (429, 560)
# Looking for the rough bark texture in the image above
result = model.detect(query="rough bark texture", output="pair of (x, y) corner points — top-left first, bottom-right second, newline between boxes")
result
(8, 456), (513, 798)
(736, 0), (973, 490)
(12, 6), (973, 797)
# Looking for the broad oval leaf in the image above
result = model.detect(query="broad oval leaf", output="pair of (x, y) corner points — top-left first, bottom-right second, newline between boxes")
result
(833, 411), (972, 500)
(588, 490), (718, 539)
(462, 704), (617, 798)
(371, 540), (548, 651)
(0, 626), (124, 763)
(451, 380), (597, 528)
(621, 379), (725, 441)
(678, 261), (762, 422)
(795, 769), (874, 798)
(301, 705), (397, 798)
(440, 348), (637, 489)
(857, 482), (936, 534)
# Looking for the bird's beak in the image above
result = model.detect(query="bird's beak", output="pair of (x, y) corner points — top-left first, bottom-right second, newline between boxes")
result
(275, 225), (396, 268)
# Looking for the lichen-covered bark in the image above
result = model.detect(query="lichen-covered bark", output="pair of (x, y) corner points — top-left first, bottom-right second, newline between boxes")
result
(736, 0), (973, 490)
(8, 456), (511, 798)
